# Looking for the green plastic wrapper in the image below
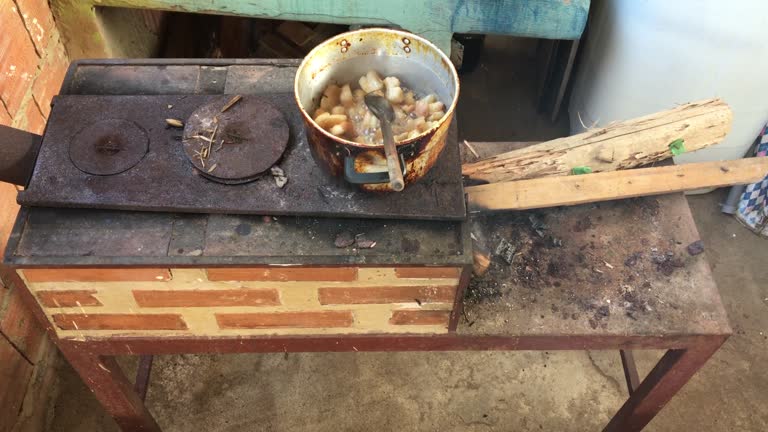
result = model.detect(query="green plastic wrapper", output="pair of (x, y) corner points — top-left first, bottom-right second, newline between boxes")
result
(571, 166), (593, 175)
(669, 138), (686, 156)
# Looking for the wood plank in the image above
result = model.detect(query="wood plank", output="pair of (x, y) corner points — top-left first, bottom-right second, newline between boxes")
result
(461, 140), (537, 163)
(467, 157), (768, 212)
(21, 268), (171, 283)
(462, 99), (732, 183)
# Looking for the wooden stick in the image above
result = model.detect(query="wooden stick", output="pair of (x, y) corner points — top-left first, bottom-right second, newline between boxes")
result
(220, 95), (242, 113)
(462, 99), (732, 183)
(466, 157), (768, 213)
(472, 244), (491, 277)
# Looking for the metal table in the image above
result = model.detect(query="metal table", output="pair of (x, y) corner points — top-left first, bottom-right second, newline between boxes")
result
(3, 59), (730, 432)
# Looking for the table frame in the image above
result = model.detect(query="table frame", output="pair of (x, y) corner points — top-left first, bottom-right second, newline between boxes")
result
(5, 269), (727, 432)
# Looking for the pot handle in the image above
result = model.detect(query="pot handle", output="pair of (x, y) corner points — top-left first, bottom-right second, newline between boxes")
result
(344, 153), (407, 185)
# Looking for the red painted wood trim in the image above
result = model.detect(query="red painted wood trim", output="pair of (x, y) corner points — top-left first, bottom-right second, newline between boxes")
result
(21, 268), (171, 283)
(57, 346), (161, 432)
(390, 310), (451, 325)
(206, 267), (358, 282)
(394, 267), (461, 279)
(318, 286), (455, 305)
(133, 289), (280, 307)
(216, 311), (354, 329)
(53, 314), (188, 331)
(36, 290), (102, 307)
(448, 265), (472, 332)
(55, 334), (728, 356)
(604, 337), (727, 431)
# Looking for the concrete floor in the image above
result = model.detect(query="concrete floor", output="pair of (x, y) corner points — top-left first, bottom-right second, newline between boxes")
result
(45, 37), (768, 431)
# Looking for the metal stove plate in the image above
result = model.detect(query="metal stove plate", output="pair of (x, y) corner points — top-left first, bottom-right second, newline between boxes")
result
(19, 94), (466, 221)
(182, 96), (289, 182)
(69, 119), (148, 175)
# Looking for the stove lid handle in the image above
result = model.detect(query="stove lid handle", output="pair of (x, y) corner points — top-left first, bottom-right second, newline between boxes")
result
(0, 125), (42, 186)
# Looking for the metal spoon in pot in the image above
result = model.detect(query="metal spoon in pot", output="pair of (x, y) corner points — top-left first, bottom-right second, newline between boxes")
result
(364, 93), (405, 192)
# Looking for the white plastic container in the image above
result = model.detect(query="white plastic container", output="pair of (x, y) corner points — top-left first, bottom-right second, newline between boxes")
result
(569, 0), (768, 164)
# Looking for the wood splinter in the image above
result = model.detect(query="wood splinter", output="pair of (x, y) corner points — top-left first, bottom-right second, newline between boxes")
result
(220, 95), (243, 113)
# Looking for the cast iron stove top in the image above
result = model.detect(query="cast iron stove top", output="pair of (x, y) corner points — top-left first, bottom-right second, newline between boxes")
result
(18, 92), (465, 220)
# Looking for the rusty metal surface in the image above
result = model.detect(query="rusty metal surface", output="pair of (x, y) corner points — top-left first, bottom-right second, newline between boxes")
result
(5, 206), (471, 267)
(182, 96), (289, 183)
(203, 214), (464, 259)
(459, 193), (731, 337)
(19, 94), (465, 220)
(69, 119), (149, 175)
(13, 206), (174, 258)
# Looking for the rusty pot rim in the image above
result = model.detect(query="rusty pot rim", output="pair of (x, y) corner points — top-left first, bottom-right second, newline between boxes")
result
(294, 27), (460, 149)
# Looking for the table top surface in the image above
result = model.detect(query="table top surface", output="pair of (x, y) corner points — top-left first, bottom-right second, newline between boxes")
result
(5, 59), (730, 340)
(458, 193), (730, 338)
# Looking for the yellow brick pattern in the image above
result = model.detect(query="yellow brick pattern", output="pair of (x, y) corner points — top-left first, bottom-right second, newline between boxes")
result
(18, 267), (461, 339)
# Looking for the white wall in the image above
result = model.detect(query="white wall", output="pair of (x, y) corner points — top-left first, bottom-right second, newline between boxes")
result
(569, 0), (768, 163)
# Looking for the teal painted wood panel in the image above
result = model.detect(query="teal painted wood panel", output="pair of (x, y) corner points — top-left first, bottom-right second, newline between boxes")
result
(451, 0), (590, 39)
(53, 0), (589, 58)
(100, 0), (589, 52)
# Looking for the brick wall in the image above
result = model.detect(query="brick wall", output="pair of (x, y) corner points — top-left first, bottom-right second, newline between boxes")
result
(1, 1), (70, 430)
(0, 0), (69, 133)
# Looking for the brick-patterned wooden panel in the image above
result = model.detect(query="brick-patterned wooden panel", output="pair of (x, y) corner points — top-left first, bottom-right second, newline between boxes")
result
(394, 267), (461, 279)
(207, 267), (358, 282)
(390, 310), (451, 326)
(52, 313), (187, 331)
(21, 268), (171, 283)
(134, 289), (280, 307)
(216, 311), (354, 329)
(318, 286), (455, 305)
(21, 266), (461, 338)
(36, 290), (101, 307)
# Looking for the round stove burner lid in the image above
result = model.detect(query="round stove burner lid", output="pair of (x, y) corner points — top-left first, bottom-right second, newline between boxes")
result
(182, 96), (289, 183)
(68, 119), (149, 176)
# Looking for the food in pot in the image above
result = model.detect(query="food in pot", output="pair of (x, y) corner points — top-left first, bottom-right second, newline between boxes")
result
(313, 70), (446, 145)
